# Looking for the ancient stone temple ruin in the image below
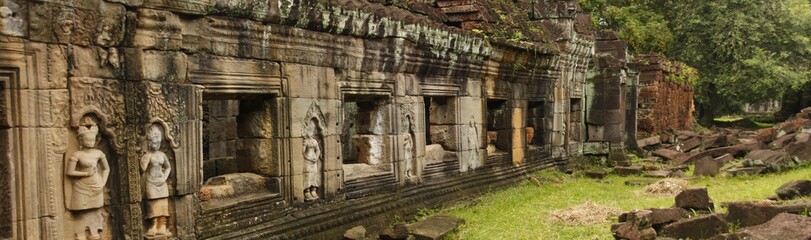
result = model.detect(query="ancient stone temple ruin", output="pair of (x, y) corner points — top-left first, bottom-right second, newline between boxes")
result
(0, 0), (691, 239)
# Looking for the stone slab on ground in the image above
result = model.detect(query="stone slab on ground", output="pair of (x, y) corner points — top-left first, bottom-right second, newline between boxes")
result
(585, 168), (608, 179)
(694, 157), (721, 177)
(343, 225), (366, 240)
(380, 222), (411, 240)
(625, 179), (657, 186)
(713, 213), (811, 240)
(408, 215), (465, 240)
(614, 166), (644, 176)
(613, 210), (657, 240)
(644, 170), (672, 178)
(662, 213), (728, 240)
(775, 180), (811, 200)
(673, 142), (765, 165)
(675, 188), (714, 211)
(637, 136), (662, 148)
(653, 148), (681, 161)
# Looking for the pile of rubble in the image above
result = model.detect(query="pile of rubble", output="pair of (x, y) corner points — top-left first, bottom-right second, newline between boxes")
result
(631, 107), (811, 177)
(612, 180), (811, 240)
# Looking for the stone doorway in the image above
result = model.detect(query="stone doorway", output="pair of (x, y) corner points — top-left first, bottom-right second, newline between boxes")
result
(0, 80), (9, 238)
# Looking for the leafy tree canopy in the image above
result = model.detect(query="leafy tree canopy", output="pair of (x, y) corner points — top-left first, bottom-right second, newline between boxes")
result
(579, 0), (811, 122)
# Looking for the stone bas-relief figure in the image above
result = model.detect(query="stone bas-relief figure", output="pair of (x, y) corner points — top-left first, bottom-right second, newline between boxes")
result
(66, 122), (110, 240)
(303, 118), (322, 201)
(141, 124), (173, 238)
(403, 133), (414, 178)
(466, 122), (481, 169)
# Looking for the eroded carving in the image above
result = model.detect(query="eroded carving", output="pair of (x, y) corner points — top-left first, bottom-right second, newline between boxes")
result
(141, 123), (172, 238)
(303, 103), (326, 201)
(65, 116), (110, 240)
(0, 4), (23, 36)
(403, 115), (416, 179)
(466, 122), (481, 169)
(303, 118), (322, 201)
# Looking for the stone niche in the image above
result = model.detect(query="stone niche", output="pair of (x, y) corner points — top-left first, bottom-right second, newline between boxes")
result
(425, 96), (459, 164)
(200, 97), (278, 201)
(486, 99), (511, 155)
(341, 95), (393, 180)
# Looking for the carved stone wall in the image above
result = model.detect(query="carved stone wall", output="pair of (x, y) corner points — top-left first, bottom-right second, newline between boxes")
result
(0, 0), (599, 239)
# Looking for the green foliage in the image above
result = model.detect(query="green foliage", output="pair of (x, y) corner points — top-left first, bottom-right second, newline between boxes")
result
(579, 0), (811, 123)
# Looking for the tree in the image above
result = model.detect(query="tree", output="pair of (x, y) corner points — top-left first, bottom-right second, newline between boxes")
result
(578, 0), (811, 124)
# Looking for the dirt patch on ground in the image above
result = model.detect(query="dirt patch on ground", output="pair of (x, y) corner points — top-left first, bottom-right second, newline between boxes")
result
(549, 201), (622, 225)
(641, 178), (690, 196)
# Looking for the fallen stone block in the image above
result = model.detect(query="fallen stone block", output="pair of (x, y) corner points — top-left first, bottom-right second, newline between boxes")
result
(775, 180), (811, 200)
(694, 157), (722, 177)
(425, 144), (446, 163)
(784, 133), (811, 161)
(380, 222), (410, 240)
(408, 215), (465, 240)
(756, 128), (776, 142)
(724, 213), (811, 240)
(725, 201), (784, 228)
(613, 210), (657, 240)
(673, 142), (765, 165)
(769, 133), (796, 149)
(585, 168), (608, 179)
(644, 170), (672, 178)
(675, 188), (714, 211)
(343, 225), (366, 240)
(614, 166), (644, 176)
(714, 153), (734, 164)
(676, 130), (699, 140)
(646, 208), (689, 226)
(637, 136), (662, 149)
(653, 148), (681, 161)
(662, 213), (728, 240)
(625, 179), (657, 186)
(678, 137), (702, 152)
(669, 170), (686, 178)
(702, 134), (728, 149)
(745, 149), (801, 173)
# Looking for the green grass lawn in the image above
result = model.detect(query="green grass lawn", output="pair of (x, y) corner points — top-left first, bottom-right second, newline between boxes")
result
(427, 167), (811, 240)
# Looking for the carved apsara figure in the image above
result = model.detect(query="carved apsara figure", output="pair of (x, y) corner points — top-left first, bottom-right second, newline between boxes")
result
(66, 122), (110, 240)
(467, 122), (481, 169)
(403, 133), (414, 178)
(303, 118), (322, 201)
(140, 124), (172, 237)
(403, 116), (416, 179)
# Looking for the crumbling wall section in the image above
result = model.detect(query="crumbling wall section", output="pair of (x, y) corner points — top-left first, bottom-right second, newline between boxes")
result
(634, 54), (695, 138)
(584, 30), (631, 155)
